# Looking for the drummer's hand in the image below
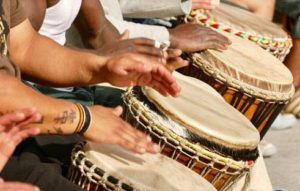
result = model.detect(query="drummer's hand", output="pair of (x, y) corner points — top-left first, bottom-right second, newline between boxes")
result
(166, 49), (189, 72)
(192, 0), (220, 10)
(83, 106), (160, 154)
(102, 52), (181, 97)
(168, 23), (231, 53)
(0, 108), (41, 171)
(0, 178), (40, 191)
(97, 30), (165, 58)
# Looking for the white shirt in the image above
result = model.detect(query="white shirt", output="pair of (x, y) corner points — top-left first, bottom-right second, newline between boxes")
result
(38, 0), (82, 92)
(100, 0), (192, 42)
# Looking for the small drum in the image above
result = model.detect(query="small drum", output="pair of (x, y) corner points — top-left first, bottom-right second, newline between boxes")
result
(69, 142), (217, 191)
(122, 72), (260, 191)
(186, 2), (292, 61)
(179, 30), (294, 138)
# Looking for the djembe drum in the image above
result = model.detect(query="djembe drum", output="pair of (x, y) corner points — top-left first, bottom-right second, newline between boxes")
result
(179, 30), (294, 138)
(69, 142), (217, 191)
(186, 2), (292, 61)
(122, 72), (260, 191)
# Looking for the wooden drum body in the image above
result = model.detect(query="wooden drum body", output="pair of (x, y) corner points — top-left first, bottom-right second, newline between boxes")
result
(179, 31), (294, 138)
(122, 73), (260, 191)
(186, 2), (292, 61)
(69, 142), (217, 191)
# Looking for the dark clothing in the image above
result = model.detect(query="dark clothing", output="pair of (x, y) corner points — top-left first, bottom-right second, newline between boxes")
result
(0, 1), (123, 191)
(0, 137), (84, 191)
(11, 0), (27, 28)
(0, 0), (19, 77)
(32, 84), (124, 107)
(0, 1), (84, 190)
(276, 0), (300, 37)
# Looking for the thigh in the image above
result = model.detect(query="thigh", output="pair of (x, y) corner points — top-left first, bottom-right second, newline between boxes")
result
(93, 85), (125, 107)
(30, 83), (94, 106)
(0, 141), (84, 191)
(34, 134), (83, 176)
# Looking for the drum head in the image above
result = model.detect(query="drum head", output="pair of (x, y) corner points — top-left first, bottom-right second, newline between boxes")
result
(191, 30), (294, 100)
(209, 3), (288, 40)
(143, 72), (260, 151)
(188, 2), (292, 57)
(85, 142), (216, 191)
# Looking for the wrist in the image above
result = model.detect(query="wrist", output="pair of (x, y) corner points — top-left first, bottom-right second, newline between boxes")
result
(168, 28), (179, 49)
(74, 103), (92, 134)
(88, 54), (109, 84)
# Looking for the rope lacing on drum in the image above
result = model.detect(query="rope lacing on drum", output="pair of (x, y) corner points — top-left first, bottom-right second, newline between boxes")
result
(191, 53), (294, 101)
(122, 89), (254, 191)
(185, 10), (293, 61)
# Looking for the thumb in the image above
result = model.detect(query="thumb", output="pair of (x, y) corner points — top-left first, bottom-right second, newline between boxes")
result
(119, 30), (130, 40)
(166, 58), (189, 72)
(112, 106), (123, 116)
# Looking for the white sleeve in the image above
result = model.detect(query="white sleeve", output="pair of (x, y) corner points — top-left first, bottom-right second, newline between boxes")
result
(106, 16), (170, 42)
(119, 0), (192, 18)
(100, 0), (169, 42)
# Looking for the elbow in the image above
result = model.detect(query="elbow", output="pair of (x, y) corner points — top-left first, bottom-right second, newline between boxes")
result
(0, 74), (22, 97)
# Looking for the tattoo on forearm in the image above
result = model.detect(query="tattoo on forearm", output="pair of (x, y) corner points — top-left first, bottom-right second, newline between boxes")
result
(0, 110), (14, 117)
(54, 126), (64, 134)
(47, 130), (55, 135)
(36, 116), (44, 124)
(54, 110), (76, 124)
(47, 127), (64, 135)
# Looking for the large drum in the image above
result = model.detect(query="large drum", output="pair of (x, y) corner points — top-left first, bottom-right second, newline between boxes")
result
(122, 72), (260, 191)
(69, 142), (217, 191)
(179, 30), (294, 138)
(186, 2), (292, 61)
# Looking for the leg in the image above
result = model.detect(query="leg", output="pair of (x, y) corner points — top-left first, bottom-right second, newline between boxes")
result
(233, 150), (273, 191)
(92, 85), (125, 107)
(0, 139), (84, 191)
(284, 38), (300, 87)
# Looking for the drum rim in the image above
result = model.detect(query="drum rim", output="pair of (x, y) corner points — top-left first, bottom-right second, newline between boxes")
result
(123, 88), (256, 169)
(186, 8), (293, 59)
(70, 142), (138, 191)
(190, 52), (295, 101)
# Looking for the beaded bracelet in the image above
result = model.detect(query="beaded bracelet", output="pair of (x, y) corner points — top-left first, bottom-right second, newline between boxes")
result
(74, 103), (92, 134)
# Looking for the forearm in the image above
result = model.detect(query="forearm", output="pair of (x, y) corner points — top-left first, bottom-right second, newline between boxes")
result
(75, 0), (120, 49)
(10, 20), (108, 86)
(82, 19), (120, 49)
(107, 16), (170, 42)
(0, 74), (80, 135)
(119, 0), (192, 18)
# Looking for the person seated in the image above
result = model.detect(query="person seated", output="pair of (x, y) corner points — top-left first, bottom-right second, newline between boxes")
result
(0, 0), (190, 190)
(21, 0), (229, 108)
(277, 0), (300, 118)
(98, 0), (228, 53)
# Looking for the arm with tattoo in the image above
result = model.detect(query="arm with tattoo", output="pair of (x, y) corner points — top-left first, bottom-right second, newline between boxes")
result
(0, 73), (80, 135)
(0, 73), (159, 154)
